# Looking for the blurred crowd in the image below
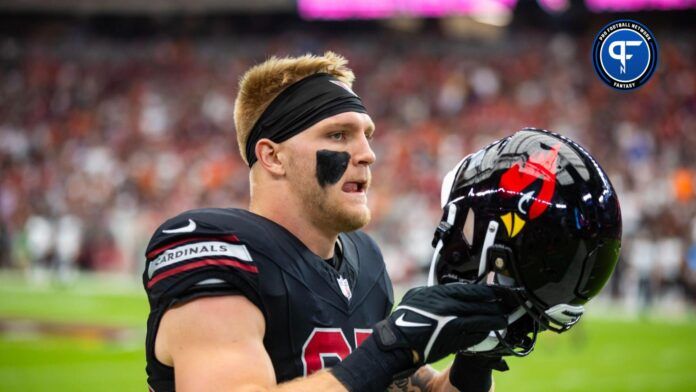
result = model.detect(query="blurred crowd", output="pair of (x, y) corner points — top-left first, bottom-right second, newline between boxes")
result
(0, 20), (695, 309)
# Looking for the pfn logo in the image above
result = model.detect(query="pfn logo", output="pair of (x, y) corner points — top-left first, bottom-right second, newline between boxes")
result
(592, 20), (658, 91)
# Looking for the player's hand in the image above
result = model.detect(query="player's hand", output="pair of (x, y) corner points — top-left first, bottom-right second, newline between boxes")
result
(331, 283), (509, 392)
(449, 353), (509, 392)
(374, 283), (508, 366)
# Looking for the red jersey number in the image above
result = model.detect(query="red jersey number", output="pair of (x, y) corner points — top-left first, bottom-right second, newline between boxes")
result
(301, 328), (372, 376)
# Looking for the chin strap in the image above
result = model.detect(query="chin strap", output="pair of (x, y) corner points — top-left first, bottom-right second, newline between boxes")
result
(492, 321), (539, 357)
(477, 221), (499, 281)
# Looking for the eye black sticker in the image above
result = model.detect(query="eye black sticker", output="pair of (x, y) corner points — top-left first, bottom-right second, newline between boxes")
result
(316, 150), (350, 187)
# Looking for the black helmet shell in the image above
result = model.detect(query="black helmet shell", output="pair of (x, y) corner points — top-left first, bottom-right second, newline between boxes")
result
(436, 128), (621, 314)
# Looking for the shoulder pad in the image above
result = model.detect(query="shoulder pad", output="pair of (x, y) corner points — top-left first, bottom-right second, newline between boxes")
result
(144, 208), (260, 291)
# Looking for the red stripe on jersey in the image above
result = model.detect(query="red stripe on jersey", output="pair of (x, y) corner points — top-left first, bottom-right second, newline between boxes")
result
(146, 235), (240, 259)
(147, 257), (258, 289)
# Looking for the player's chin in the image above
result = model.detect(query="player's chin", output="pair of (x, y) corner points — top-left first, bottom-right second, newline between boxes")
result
(335, 205), (371, 232)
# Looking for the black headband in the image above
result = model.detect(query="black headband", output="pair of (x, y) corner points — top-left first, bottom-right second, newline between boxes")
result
(245, 73), (367, 167)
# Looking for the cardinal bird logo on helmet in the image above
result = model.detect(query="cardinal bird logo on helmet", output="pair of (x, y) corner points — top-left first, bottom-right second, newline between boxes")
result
(498, 144), (561, 238)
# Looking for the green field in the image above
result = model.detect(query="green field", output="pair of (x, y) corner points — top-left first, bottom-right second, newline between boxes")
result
(1, 273), (696, 392)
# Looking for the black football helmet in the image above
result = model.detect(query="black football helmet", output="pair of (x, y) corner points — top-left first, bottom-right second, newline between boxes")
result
(428, 128), (622, 357)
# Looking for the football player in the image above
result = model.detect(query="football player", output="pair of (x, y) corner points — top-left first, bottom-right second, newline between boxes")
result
(143, 52), (511, 392)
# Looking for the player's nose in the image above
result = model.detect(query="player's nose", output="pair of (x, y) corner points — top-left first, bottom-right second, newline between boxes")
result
(350, 113), (376, 167)
(352, 133), (376, 167)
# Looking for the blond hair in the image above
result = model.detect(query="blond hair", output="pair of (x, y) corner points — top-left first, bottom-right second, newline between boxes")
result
(233, 51), (356, 165)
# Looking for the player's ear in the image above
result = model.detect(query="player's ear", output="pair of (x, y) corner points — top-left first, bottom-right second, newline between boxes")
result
(255, 139), (286, 176)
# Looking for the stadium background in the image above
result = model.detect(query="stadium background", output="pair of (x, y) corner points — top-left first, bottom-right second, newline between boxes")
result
(0, 0), (695, 390)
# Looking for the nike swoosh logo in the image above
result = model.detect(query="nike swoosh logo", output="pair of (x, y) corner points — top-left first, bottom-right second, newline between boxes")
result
(162, 219), (197, 234)
(329, 80), (357, 96)
(395, 314), (431, 328)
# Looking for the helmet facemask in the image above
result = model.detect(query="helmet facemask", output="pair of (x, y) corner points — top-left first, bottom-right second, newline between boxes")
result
(428, 202), (545, 357)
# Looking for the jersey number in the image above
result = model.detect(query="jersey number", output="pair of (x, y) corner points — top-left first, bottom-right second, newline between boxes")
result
(301, 328), (372, 375)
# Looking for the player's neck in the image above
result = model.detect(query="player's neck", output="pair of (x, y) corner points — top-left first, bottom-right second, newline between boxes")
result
(250, 203), (338, 260)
